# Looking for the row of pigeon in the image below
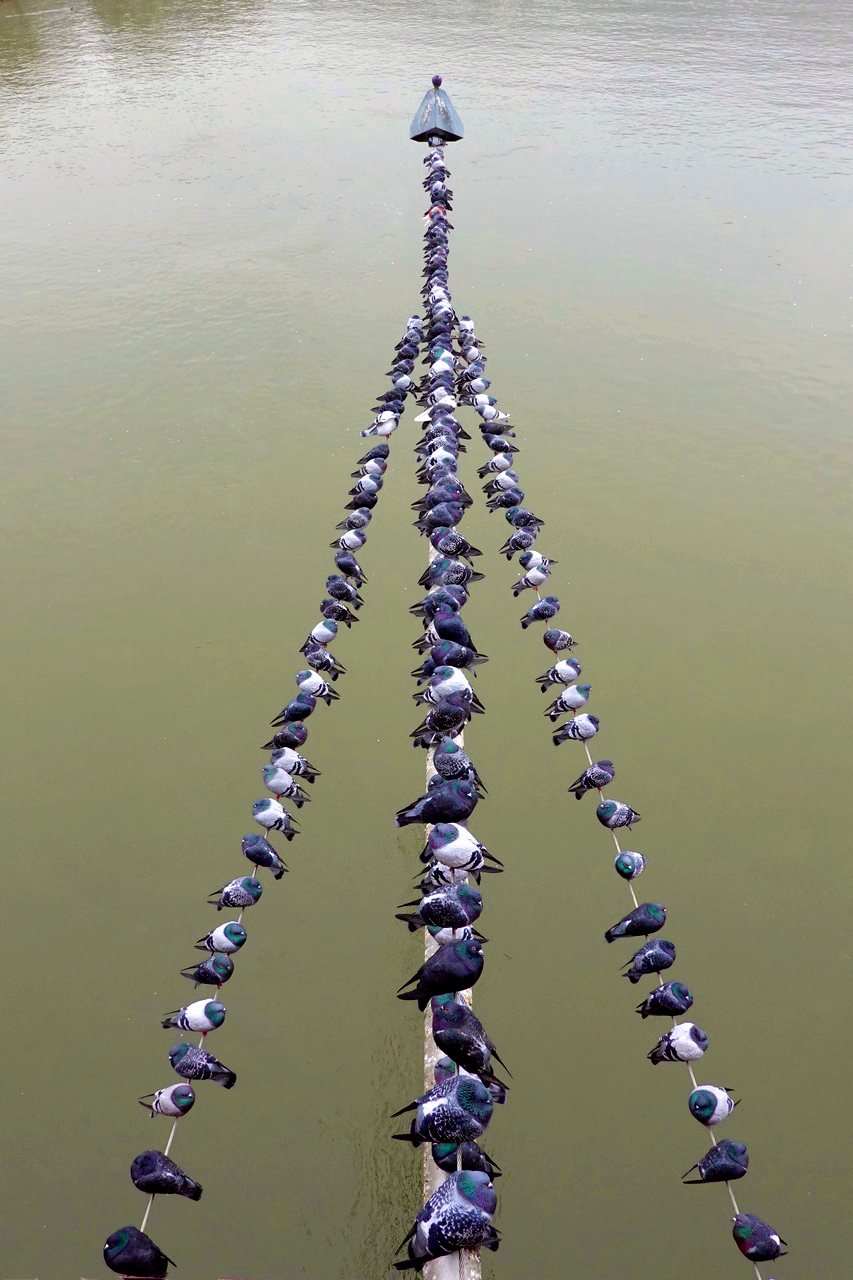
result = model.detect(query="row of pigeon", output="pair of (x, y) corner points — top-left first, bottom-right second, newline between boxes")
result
(101, 321), (424, 1278)
(388, 142), (505, 1274)
(451, 315), (788, 1274)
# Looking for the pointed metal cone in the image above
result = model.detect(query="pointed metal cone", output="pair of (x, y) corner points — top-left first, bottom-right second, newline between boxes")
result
(410, 75), (464, 143)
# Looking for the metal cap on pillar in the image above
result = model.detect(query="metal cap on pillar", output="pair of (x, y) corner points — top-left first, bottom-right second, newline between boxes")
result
(409, 74), (464, 144)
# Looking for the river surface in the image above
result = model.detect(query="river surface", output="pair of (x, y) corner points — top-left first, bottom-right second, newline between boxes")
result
(1, 2), (851, 1277)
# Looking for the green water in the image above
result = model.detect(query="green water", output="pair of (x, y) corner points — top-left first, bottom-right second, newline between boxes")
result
(1, 1), (851, 1277)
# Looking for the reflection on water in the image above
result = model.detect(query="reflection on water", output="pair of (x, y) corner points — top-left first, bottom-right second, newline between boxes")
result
(1, 1), (851, 1278)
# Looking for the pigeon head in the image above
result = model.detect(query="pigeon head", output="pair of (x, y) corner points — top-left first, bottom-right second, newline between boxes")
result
(449, 780), (478, 802)
(456, 1170), (497, 1214)
(243, 834), (266, 850)
(688, 1025), (709, 1051)
(295, 670), (313, 683)
(104, 1228), (132, 1260)
(167, 1083), (195, 1112)
(576, 684), (592, 696)
(210, 958), (231, 981)
(169, 1042), (193, 1068)
(434, 736), (462, 753)
(433, 1055), (457, 1084)
(431, 995), (465, 1027)
(222, 923), (247, 948)
(689, 1087), (727, 1123)
(457, 939), (483, 962)
(598, 801), (619, 821)
(457, 883), (482, 908)
(671, 982), (692, 1002)
(252, 799), (273, 814)
(201, 1001), (226, 1028)
(431, 825), (461, 848)
(238, 877), (263, 902)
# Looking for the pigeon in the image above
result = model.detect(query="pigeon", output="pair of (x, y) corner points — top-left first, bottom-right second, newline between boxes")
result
(410, 694), (474, 748)
(160, 993), (224, 1034)
(262, 723), (309, 751)
(320, 597), (358, 626)
(360, 410), (400, 437)
(295, 669), (340, 704)
(262, 765), (310, 809)
(418, 852), (497, 888)
(415, 640), (486, 676)
(505, 505), (544, 529)
(521, 596), (560, 628)
(476, 453), (511, 478)
(431, 739), (486, 788)
(208, 876), (263, 911)
(543, 628), (577, 653)
(429, 528), (482, 560)
(414, 666), (477, 706)
(395, 779), (480, 828)
(636, 981), (694, 1018)
(333, 549), (366, 582)
(552, 713), (600, 745)
(648, 1022), (708, 1064)
(391, 1073), (493, 1146)
(334, 525), (369, 547)
(605, 902), (666, 942)
(396, 883), (484, 932)
(270, 692), (316, 724)
(614, 851), (647, 880)
(103, 1227), (175, 1278)
(195, 922), (247, 954)
(422, 558), (483, 589)
(500, 528), (538, 558)
(431, 1141), (501, 1178)
(622, 939), (677, 982)
(180, 954), (234, 989)
(568, 759), (614, 798)
(168, 1042), (236, 1088)
(480, 434), (517, 455)
(487, 485), (525, 511)
(241, 833), (288, 878)
(268, 747), (319, 783)
(138, 1083), (196, 1118)
(546, 685), (591, 719)
(422, 824), (501, 871)
(397, 938), (485, 1010)
(427, 924), (480, 948)
(393, 1170), (499, 1271)
(688, 1085), (738, 1126)
(431, 994), (511, 1087)
(303, 644), (346, 679)
(732, 1215), (787, 1262)
(252, 797), (298, 838)
(482, 468), (520, 493)
(303, 618), (338, 648)
(326, 575), (363, 607)
(349, 475), (382, 498)
(130, 1150), (203, 1201)
(597, 799), (641, 830)
(357, 442), (390, 464)
(413, 501), (465, 534)
(415, 609), (480, 653)
(683, 1141), (749, 1184)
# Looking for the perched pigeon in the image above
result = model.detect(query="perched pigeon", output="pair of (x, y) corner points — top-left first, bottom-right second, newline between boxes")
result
(162, 998), (227, 1032)
(295, 669), (340, 704)
(268, 747), (319, 783)
(622, 939), (677, 983)
(303, 644), (346, 678)
(649, 1022), (708, 1065)
(635, 981), (693, 1018)
(104, 1227), (175, 1278)
(262, 765), (310, 809)
(360, 410), (400, 437)
(320, 597), (358, 626)
(208, 876), (263, 911)
(262, 723), (309, 751)
(429, 528), (482, 560)
(391, 1073), (493, 1147)
(357, 442), (390, 464)
(180, 954), (234, 989)
(333, 526), (368, 549)
(168, 1042), (236, 1088)
(597, 799), (641, 830)
(131, 1150), (202, 1201)
(568, 759), (614, 798)
(326, 574), (363, 607)
(336, 507), (373, 530)
(431, 994), (511, 1088)
(395, 779), (480, 828)
(500, 527), (538, 558)
(604, 902), (666, 942)
(195, 922), (247, 954)
(393, 1170), (499, 1271)
(396, 883), (484, 932)
(422, 824), (501, 872)
(536, 658), (581, 691)
(553, 713), (600, 745)
(505, 505), (544, 529)
(512, 563), (554, 595)
(543, 628), (577, 653)
(431, 739), (486, 788)
(240, 832), (288, 878)
(546, 685), (591, 720)
(414, 668), (478, 709)
(732, 1215), (787, 1262)
(138, 1083), (196, 1118)
(614, 851), (647, 880)
(333, 549), (366, 582)
(520, 596), (560, 629)
(397, 939), (485, 1010)
(410, 694), (474, 748)
(431, 1141), (501, 1178)
(688, 1085), (738, 1126)
(270, 692), (316, 725)
(683, 1140), (749, 1184)
(431, 1056), (506, 1104)
(252, 797), (298, 838)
